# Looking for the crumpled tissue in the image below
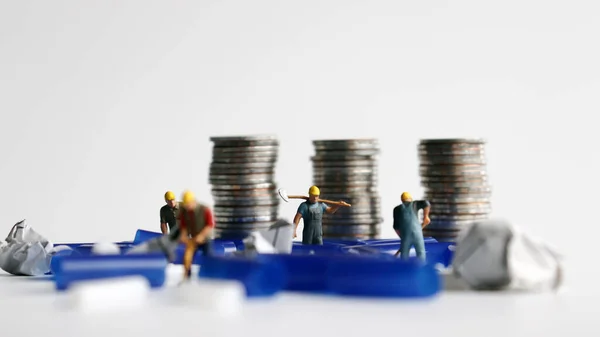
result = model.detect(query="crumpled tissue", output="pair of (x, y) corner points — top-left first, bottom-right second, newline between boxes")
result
(451, 219), (563, 292)
(0, 219), (72, 276)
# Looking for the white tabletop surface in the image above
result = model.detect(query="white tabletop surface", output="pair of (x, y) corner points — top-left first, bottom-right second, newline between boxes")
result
(1, 256), (597, 337)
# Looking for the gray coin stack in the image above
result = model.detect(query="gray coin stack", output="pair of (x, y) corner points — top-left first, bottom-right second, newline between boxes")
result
(418, 138), (492, 242)
(311, 139), (382, 239)
(209, 136), (280, 239)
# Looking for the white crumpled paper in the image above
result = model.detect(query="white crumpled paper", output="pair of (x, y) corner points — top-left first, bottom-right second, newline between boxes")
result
(242, 219), (293, 255)
(0, 219), (71, 276)
(451, 219), (563, 292)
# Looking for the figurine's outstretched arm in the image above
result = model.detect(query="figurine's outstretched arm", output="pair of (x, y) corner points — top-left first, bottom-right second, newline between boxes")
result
(422, 205), (431, 228)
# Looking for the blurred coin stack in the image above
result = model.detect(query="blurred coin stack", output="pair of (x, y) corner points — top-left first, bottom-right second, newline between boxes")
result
(209, 136), (280, 239)
(418, 138), (492, 242)
(311, 139), (382, 239)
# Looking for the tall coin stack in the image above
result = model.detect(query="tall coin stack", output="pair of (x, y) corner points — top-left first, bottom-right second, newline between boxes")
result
(418, 139), (492, 242)
(209, 136), (280, 239)
(311, 139), (382, 239)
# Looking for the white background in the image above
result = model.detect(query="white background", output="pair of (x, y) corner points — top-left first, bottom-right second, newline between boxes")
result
(0, 0), (599, 335)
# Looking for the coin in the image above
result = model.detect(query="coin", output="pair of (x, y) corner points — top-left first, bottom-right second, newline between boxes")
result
(209, 174), (275, 185)
(322, 224), (380, 235)
(210, 166), (274, 175)
(212, 145), (279, 154)
(313, 139), (379, 150)
(211, 187), (277, 197)
(312, 160), (377, 168)
(215, 214), (279, 223)
(420, 175), (489, 183)
(419, 138), (485, 145)
(213, 197), (280, 206)
(211, 135), (279, 147)
(214, 204), (279, 214)
(426, 196), (492, 204)
(210, 182), (277, 191)
(429, 213), (489, 221)
(323, 217), (383, 225)
(211, 156), (278, 164)
(424, 219), (480, 229)
(419, 156), (487, 165)
(424, 186), (492, 194)
(419, 165), (487, 177)
(210, 161), (274, 170)
(429, 202), (491, 213)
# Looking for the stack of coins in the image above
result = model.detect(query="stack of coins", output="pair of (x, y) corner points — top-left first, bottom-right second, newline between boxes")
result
(418, 139), (492, 242)
(311, 139), (382, 239)
(209, 136), (280, 239)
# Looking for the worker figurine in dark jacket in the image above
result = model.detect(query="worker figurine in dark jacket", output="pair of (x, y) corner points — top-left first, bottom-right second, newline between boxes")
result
(293, 185), (346, 245)
(160, 191), (180, 234)
(178, 190), (214, 279)
(393, 192), (431, 261)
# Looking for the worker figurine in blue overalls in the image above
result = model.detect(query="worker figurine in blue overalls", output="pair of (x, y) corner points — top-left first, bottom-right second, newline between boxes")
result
(393, 192), (431, 261)
(293, 186), (347, 245)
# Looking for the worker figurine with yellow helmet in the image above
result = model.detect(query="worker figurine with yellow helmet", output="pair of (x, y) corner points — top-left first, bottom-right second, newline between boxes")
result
(159, 191), (180, 234)
(177, 190), (215, 279)
(393, 192), (431, 261)
(293, 185), (344, 245)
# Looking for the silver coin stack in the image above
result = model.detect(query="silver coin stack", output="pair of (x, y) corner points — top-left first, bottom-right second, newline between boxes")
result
(209, 136), (280, 239)
(418, 138), (492, 242)
(311, 139), (382, 239)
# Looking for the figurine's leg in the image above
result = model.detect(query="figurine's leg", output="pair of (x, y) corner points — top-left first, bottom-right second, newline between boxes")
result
(201, 240), (213, 256)
(313, 232), (323, 245)
(399, 234), (412, 260)
(183, 240), (197, 279)
(413, 232), (426, 262)
(302, 226), (313, 245)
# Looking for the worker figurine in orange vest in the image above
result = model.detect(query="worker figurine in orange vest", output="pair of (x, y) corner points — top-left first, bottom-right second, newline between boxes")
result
(177, 190), (215, 279)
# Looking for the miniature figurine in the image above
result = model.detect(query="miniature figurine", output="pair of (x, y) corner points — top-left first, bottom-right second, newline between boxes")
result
(289, 186), (349, 245)
(178, 190), (215, 279)
(160, 191), (180, 234)
(392, 192), (431, 261)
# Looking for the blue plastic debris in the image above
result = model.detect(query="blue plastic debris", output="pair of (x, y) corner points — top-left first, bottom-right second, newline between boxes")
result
(291, 242), (346, 255)
(52, 253), (168, 290)
(259, 254), (440, 297)
(362, 237), (438, 244)
(199, 255), (286, 297)
(260, 254), (331, 292)
(325, 257), (440, 297)
(340, 241), (454, 267)
(170, 240), (237, 264)
(133, 229), (162, 244)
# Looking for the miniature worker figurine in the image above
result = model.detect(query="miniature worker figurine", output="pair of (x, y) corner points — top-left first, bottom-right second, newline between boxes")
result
(293, 186), (343, 245)
(160, 191), (180, 234)
(178, 190), (215, 279)
(393, 192), (431, 261)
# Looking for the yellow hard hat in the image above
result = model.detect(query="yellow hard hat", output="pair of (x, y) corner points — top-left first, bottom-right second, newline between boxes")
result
(164, 191), (176, 201)
(308, 185), (320, 196)
(182, 190), (195, 204)
(401, 192), (412, 201)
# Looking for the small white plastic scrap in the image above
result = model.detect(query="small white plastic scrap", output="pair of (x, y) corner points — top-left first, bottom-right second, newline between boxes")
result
(69, 276), (150, 313)
(91, 242), (121, 255)
(176, 279), (245, 316)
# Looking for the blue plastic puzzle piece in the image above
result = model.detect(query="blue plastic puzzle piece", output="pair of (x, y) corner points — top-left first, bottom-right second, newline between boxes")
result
(325, 257), (441, 297)
(340, 241), (454, 266)
(199, 255), (286, 297)
(363, 237), (438, 244)
(291, 242), (347, 255)
(52, 253), (168, 290)
(133, 229), (162, 244)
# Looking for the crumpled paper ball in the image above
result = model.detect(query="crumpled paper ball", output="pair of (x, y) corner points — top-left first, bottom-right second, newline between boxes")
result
(451, 219), (563, 291)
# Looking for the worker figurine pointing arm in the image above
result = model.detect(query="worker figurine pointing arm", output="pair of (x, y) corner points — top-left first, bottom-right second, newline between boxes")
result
(177, 190), (215, 279)
(293, 185), (343, 245)
(392, 192), (431, 261)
